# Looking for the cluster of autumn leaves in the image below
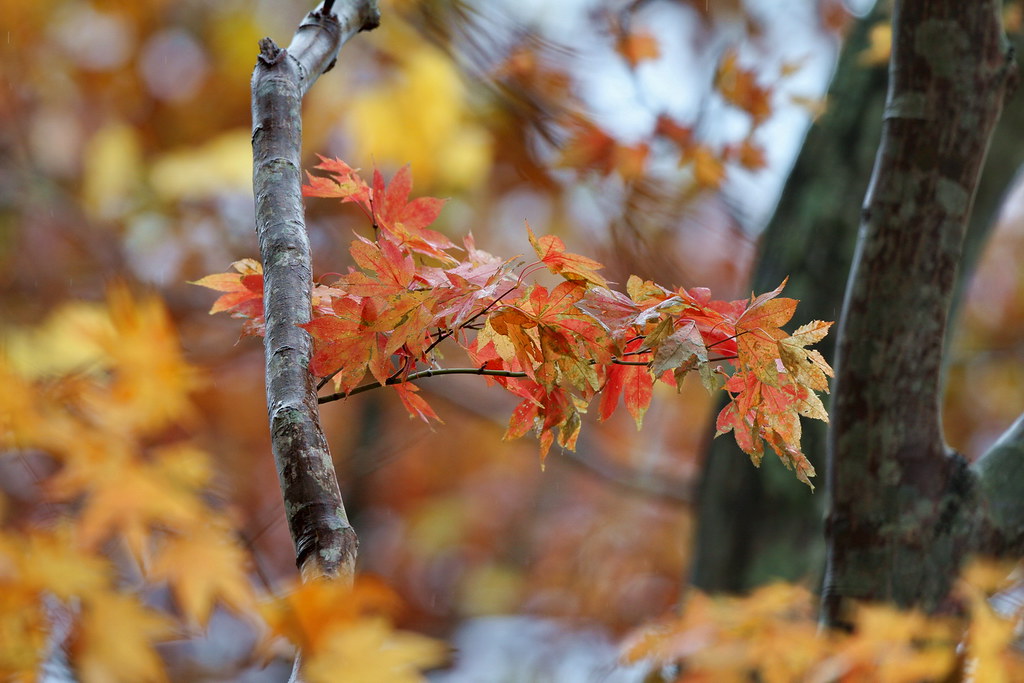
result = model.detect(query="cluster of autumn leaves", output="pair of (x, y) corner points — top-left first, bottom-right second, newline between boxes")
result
(0, 289), (444, 681)
(3, 158), (1024, 679)
(199, 158), (832, 488)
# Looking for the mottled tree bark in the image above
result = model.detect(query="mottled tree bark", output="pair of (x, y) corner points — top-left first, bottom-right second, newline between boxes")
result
(823, 0), (1016, 624)
(251, 0), (379, 582)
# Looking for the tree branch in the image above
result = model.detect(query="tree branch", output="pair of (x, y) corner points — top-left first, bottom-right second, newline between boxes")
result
(251, 0), (379, 582)
(318, 367), (530, 403)
(972, 414), (1024, 553)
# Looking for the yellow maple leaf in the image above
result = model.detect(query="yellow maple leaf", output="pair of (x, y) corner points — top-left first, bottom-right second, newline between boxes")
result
(777, 320), (834, 393)
(85, 285), (201, 434)
(2, 527), (110, 601)
(302, 617), (447, 683)
(54, 456), (207, 556)
(261, 576), (446, 680)
(70, 593), (174, 683)
(261, 577), (402, 654)
(148, 522), (256, 626)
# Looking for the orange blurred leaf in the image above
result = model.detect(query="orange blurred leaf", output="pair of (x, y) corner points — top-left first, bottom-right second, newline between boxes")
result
(616, 30), (661, 67)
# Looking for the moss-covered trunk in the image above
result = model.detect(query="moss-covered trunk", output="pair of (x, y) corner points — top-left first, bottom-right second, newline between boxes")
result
(823, 0), (1015, 622)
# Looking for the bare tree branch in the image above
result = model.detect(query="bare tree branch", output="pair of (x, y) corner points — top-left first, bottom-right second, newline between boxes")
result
(251, 0), (379, 582)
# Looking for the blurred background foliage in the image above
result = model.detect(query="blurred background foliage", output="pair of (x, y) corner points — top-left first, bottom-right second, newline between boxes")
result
(3, 0), (1024, 678)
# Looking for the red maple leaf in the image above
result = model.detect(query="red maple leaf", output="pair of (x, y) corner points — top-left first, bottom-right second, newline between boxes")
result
(190, 258), (264, 336)
(598, 337), (653, 428)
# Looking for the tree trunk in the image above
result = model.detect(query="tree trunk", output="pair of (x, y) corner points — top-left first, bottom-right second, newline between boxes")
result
(823, 0), (1016, 624)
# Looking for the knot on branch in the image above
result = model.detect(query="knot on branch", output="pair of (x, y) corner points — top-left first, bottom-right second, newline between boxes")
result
(360, 7), (381, 32)
(258, 37), (286, 65)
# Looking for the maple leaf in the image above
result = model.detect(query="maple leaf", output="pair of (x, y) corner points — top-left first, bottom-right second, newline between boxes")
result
(527, 223), (609, 289)
(716, 370), (820, 489)
(148, 522), (255, 627)
(734, 280), (798, 385)
(778, 320), (834, 393)
(616, 29), (661, 67)
(302, 296), (388, 391)
(302, 618), (447, 683)
(342, 236), (417, 296)
(488, 282), (605, 392)
(715, 49), (773, 124)
(504, 384), (583, 459)
(50, 454), (208, 557)
(70, 592), (174, 683)
(302, 156), (372, 208)
(598, 338), (654, 428)
(4, 527), (110, 601)
(305, 159), (456, 264)
(394, 382), (442, 424)
(190, 258), (264, 330)
(578, 287), (641, 343)
(259, 575), (444, 682)
(87, 286), (202, 433)
(0, 582), (47, 677)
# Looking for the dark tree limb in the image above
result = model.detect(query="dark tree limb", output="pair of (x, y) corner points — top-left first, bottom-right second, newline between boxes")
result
(692, 8), (889, 593)
(823, 0), (1016, 625)
(251, 0), (379, 581)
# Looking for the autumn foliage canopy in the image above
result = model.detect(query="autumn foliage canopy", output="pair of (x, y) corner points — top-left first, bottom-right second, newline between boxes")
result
(197, 158), (833, 488)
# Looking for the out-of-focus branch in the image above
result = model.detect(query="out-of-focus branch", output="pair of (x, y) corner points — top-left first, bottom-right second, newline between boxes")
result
(251, 0), (379, 583)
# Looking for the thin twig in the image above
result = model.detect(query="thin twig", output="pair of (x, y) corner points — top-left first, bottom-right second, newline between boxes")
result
(319, 367), (530, 403)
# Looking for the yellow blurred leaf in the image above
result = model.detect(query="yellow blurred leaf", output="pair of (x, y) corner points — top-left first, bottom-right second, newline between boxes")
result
(1, 527), (110, 601)
(70, 593), (173, 683)
(82, 122), (144, 219)
(302, 617), (447, 683)
(149, 129), (252, 201)
(53, 456), (207, 556)
(0, 582), (48, 678)
(149, 522), (255, 626)
(859, 22), (892, 66)
(1, 301), (111, 379)
(347, 35), (491, 190)
(84, 285), (201, 433)
(261, 577), (402, 654)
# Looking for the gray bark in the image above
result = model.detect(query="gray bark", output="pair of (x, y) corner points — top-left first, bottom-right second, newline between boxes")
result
(251, 0), (379, 581)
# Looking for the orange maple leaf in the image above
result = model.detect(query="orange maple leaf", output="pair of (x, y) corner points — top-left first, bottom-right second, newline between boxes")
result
(616, 29), (661, 67)
(715, 49), (773, 123)
(526, 223), (609, 289)
(148, 523), (256, 626)
(190, 258), (263, 318)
